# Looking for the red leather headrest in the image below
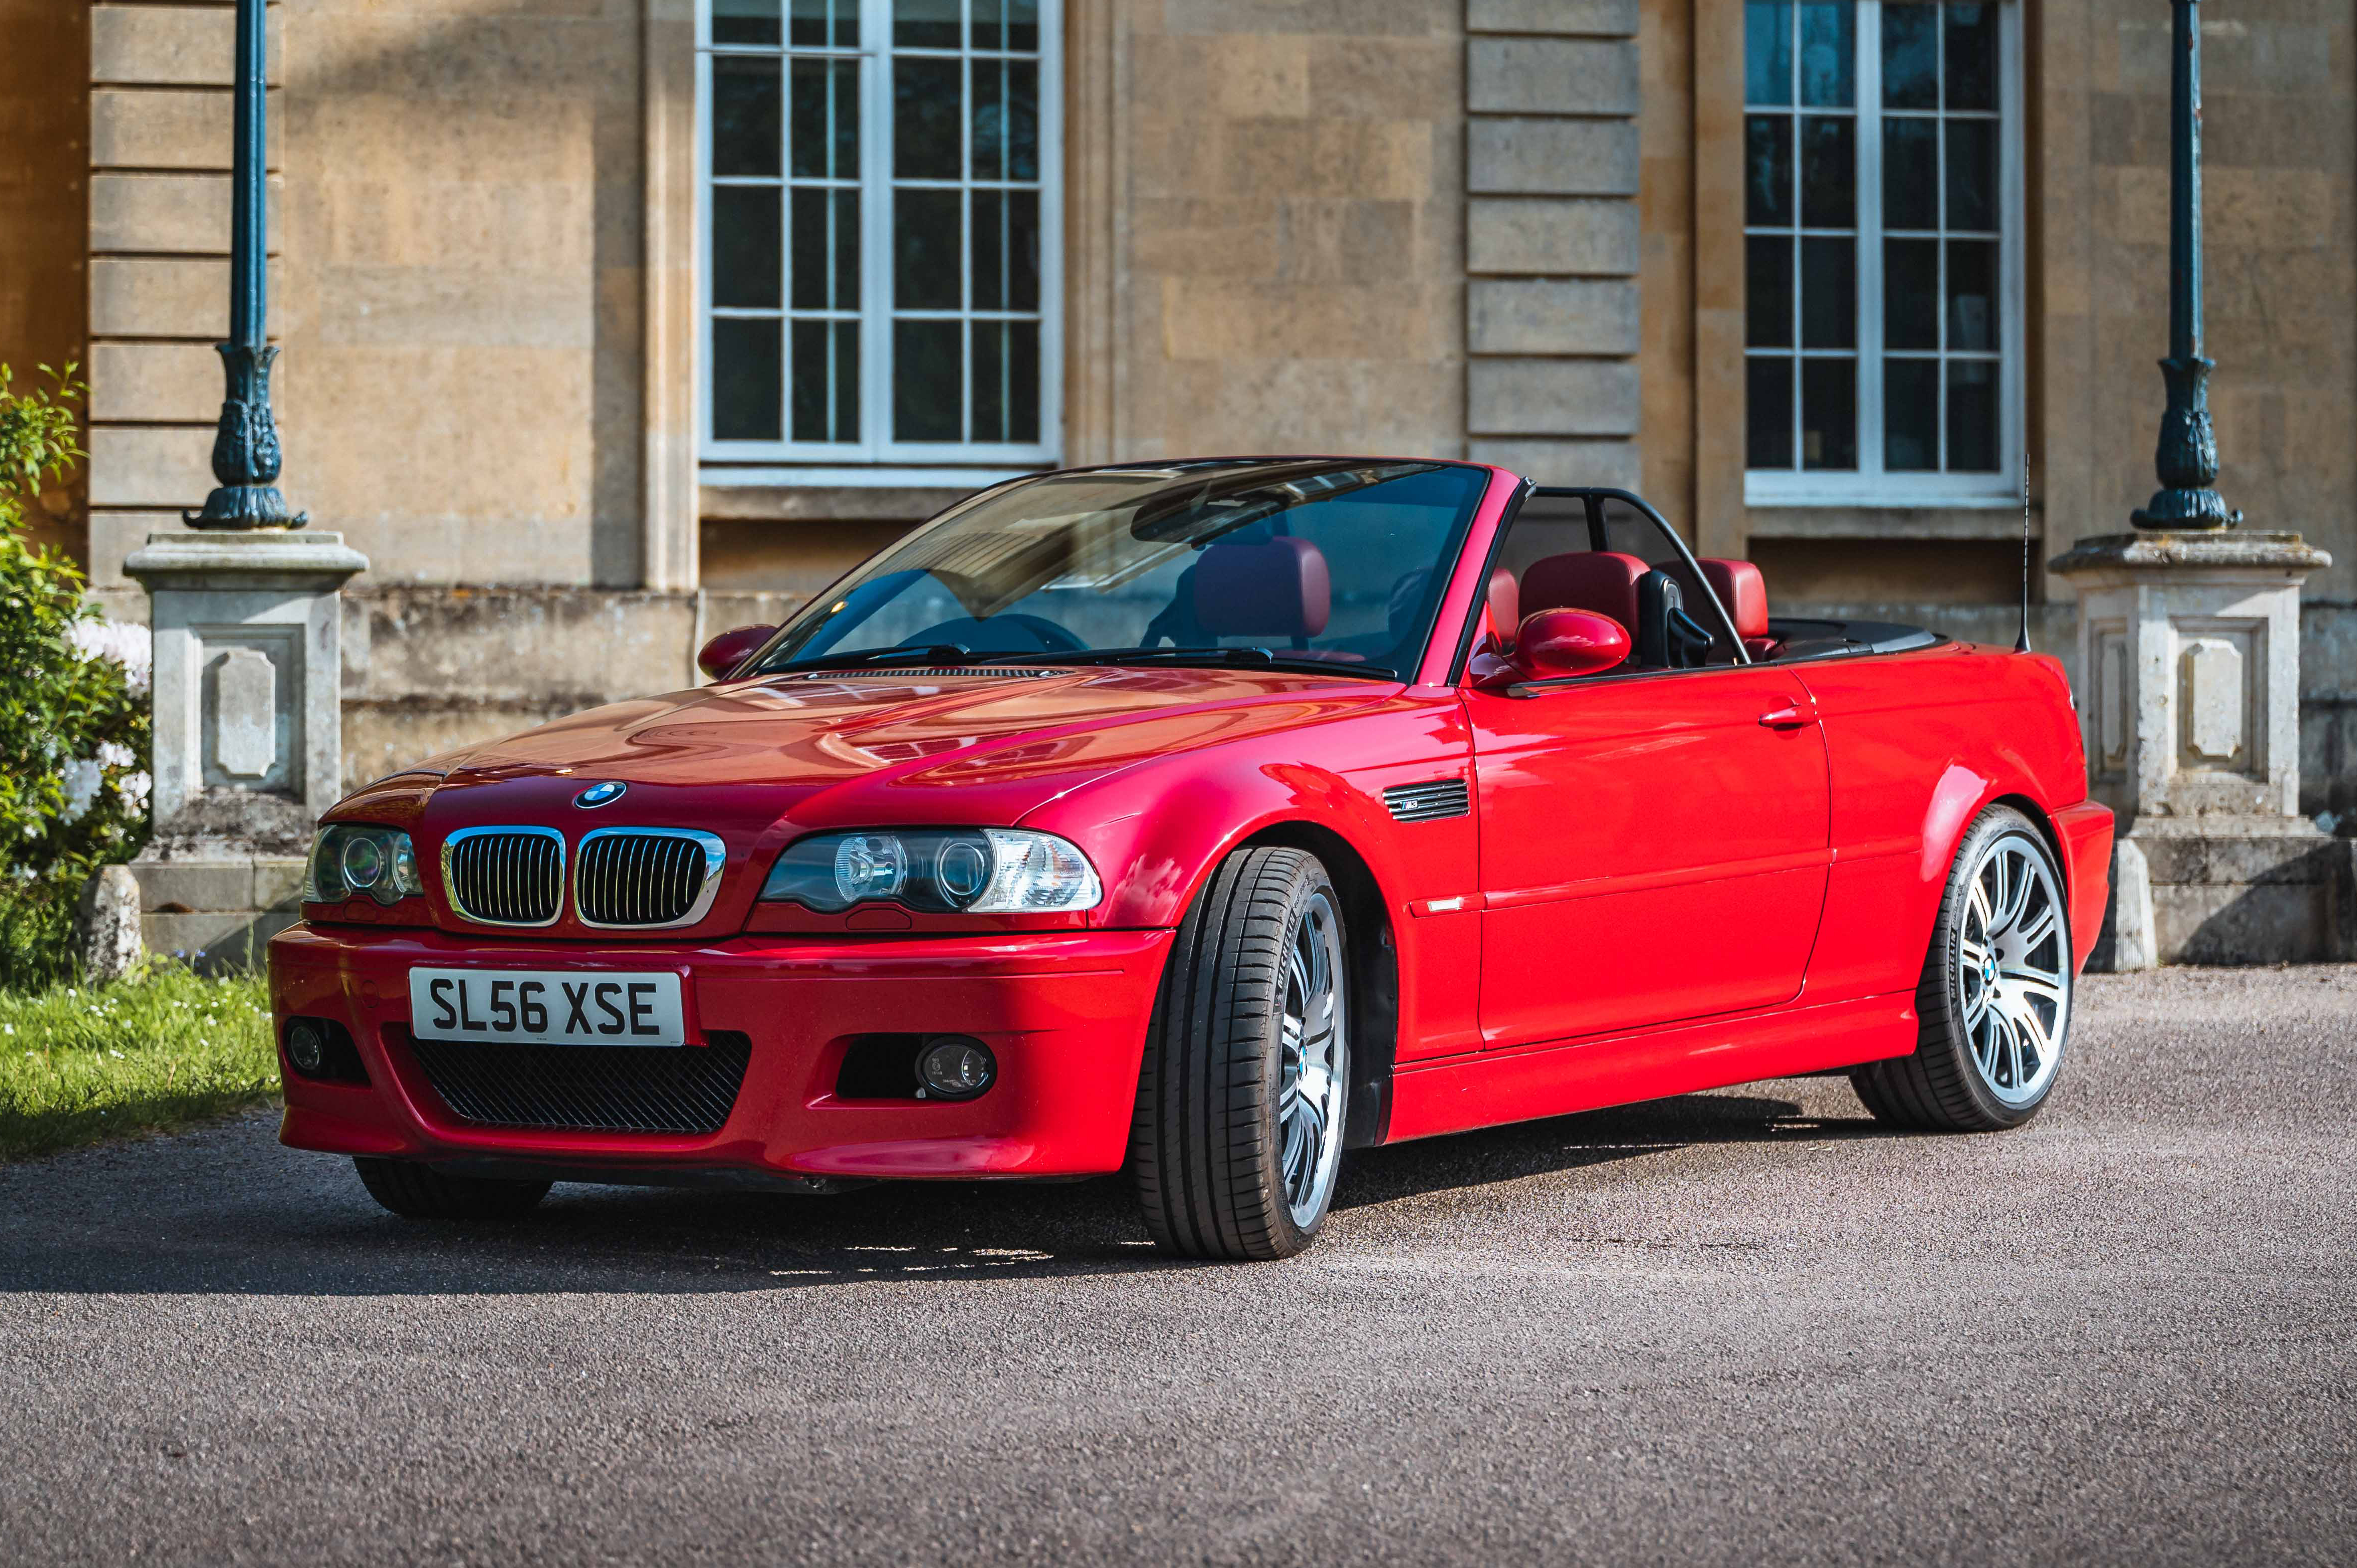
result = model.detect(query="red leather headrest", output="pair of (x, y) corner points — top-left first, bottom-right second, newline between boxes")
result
(1486, 567), (1520, 647)
(1697, 558), (1769, 640)
(1520, 551), (1646, 631)
(1193, 537), (1332, 638)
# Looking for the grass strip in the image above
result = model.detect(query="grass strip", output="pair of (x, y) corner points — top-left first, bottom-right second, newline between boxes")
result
(0, 964), (278, 1162)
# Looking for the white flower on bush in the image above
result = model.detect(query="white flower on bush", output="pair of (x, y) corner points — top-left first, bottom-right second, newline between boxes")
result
(66, 618), (152, 694)
(60, 758), (102, 823)
(114, 770), (151, 812)
(97, 741), (137, 770)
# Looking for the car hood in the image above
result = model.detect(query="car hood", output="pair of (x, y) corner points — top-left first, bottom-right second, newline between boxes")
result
(370, 666), (1397, 836)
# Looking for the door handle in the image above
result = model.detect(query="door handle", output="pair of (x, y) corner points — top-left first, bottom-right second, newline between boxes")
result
(1758, 704), (1812, 730)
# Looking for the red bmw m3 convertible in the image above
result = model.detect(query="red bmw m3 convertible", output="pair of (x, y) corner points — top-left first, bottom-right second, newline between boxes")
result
(272, 459), (2111, 1259)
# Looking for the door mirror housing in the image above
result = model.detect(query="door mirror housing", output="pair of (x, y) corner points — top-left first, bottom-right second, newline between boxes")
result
(696, 624), (778, 681)
(1509, 609), (1628, 682)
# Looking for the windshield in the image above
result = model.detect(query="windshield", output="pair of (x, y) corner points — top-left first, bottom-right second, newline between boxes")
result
(748, 459), (1492, 679)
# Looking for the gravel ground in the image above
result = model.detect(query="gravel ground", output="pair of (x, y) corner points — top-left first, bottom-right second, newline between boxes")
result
(2, 966), (2351, 1567)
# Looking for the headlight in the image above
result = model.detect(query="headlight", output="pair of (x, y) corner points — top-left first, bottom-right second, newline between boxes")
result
(761, 828), (1102, 914)
(304, 823), (425, 906)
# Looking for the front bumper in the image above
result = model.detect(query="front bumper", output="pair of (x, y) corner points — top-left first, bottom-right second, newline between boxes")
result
(269, 923), (1173, 1181)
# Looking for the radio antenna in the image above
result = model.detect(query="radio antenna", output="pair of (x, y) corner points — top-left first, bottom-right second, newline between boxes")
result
(2014, 449), (2032, 653)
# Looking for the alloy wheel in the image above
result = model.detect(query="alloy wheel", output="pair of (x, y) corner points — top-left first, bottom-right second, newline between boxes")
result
(1277, 889), (1349, 1228)
(1956, 831), (2069, 1107)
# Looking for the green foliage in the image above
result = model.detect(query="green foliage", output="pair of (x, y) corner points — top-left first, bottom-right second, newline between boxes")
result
(0, 963), (276, 1161)
(0, 365), (150, 987)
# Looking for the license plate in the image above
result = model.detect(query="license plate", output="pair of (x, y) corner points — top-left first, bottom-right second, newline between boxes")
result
(407, 968), (687, 1048)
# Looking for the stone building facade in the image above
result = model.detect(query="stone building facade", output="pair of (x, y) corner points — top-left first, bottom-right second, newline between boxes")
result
(1, 0), (2350, 824)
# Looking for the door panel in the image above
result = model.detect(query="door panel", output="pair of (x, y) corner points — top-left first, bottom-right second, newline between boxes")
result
(1469, 666), (1831, 1046)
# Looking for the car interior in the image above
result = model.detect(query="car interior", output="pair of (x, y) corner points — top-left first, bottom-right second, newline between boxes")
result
(1487, 488), (1939, 678)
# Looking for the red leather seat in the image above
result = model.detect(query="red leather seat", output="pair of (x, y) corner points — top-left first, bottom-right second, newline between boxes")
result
(1485, 566), (1520, 647)
(1520, 551), (1646, 632)
(1694, 557), (1775, 658)
(1192, 537), (1332, 638)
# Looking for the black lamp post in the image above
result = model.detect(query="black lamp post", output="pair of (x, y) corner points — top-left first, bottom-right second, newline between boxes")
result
(2132, 0), (2237, 530)
(185, 0), (301, 530)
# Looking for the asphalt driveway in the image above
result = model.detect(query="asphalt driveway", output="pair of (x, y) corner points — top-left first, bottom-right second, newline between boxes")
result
(3, 966), (2352, 1566)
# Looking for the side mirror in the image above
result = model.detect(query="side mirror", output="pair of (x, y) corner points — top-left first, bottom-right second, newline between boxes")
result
(696, 624), (777, 682)
(1509, 609), (1628, 682)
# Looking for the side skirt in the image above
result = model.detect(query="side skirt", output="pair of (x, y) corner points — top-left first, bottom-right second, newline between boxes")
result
(1384, 992), (1918, 1143)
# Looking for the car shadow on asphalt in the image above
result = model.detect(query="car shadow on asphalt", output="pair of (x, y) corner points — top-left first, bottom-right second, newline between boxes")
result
(0, 1088), (1887, 1296)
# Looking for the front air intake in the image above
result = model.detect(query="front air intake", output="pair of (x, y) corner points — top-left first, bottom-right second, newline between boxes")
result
(441, 827), (564, 926)
(1382, 778), (1471, 823)
(402, 1026), (752, 1135)
(574, 829), (725, 928)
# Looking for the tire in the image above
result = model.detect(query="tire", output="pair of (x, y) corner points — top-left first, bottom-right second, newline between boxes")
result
(1852, 805), (2073, 1132)
(352, 1157), (552, 1220)
(1128, 846), (1351, 1260)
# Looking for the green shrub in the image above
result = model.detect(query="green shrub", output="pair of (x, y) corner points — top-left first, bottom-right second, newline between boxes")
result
(0, 366), (150, 987)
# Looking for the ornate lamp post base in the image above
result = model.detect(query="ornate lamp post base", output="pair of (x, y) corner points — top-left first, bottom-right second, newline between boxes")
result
(185, 341), (306, 530)
(2130, 355), (2240, 531)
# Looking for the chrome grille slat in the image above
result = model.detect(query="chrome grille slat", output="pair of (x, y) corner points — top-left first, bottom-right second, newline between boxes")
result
(442, 827), (564, 926)
(574, 828), (725, 929)
(1383, 779), (1471, 824)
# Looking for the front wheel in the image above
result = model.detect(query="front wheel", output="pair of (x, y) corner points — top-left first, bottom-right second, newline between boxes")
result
(353, 1157), (551, 1220)
(1853, 805), (2073, 1131)
(1128, 847), (1350, 1260)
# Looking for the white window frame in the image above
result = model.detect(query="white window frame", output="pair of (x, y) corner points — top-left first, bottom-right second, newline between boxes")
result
(695, 0), (1063, 479)
(1743, 0), (2023, 510)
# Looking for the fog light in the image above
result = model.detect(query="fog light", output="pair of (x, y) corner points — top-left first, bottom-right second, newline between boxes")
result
(916, 1035), (995, 1101)
(286, 1021), (326, 1076)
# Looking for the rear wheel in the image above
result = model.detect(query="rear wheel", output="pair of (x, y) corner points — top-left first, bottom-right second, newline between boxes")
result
(352, 1157), (551, 1220)
(1853, 805), (2072, 1131)
(1128, 847), (1350, 1260)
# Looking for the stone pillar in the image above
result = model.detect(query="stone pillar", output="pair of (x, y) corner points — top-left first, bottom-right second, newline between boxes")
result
(123, 531), (367, 970)
(2052, 532), (2348, 966)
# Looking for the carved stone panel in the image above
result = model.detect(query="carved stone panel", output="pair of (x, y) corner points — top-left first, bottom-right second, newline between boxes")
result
(2091, 621), (2130, 781)
(197, 625), (302, 796)
(213, 647), (278, 778)
(2173, 621), (2263, 781)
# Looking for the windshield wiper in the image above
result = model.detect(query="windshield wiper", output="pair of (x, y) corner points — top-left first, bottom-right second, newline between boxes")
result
(770, 643), (973, 672)
(979, 646), (1398, 680)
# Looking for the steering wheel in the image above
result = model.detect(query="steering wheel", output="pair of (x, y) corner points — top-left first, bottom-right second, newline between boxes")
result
(904, 614), (1089, 654)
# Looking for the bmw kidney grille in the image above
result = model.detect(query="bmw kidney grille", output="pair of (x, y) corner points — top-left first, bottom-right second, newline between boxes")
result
(573, 828), (727, 928)
(441, 828), (565, 926)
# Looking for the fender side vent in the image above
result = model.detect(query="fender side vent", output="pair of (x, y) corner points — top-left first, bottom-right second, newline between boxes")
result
(1383, 778), (1470, 823)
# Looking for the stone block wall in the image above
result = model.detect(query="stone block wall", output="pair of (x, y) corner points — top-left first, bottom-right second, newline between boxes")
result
(1464, 0), (1642, 490)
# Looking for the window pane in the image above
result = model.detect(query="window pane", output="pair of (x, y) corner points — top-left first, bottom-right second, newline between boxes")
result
(1745, 1), (1792, 105)
(791, 188), (860, 311)
(1800, 235), (1854, 348)
(713, 0), (780, 47)
(791, 59), (859, 180)
(895, 319), (963, 441)
(713, 318), (782, 440)
(713, 58), (780, 179)
(792, 319), (859, 443)
(894, 0), (959, 49)
(1746, 235), (1794, 348)
(1884, 357), (1940, 470)
(1745, 115), (1794, 227)
(1881, 2), (1939, 109)
(1945, 3), (1998, 111)
(1801, 357), (1856, 469)
(973, 320), (1040, 443)
(895, 187), (962, 309)
(1799, 115), (1854, 228)
(971, 190), (1040, 313)
(1798, 1), (1853, 107)
(973, 60), (1039, 181)
(1747, 358), (1795, 467)
(1947, 238), (1997, 350)
(1884, 238), (1939, 349)
(1946, 117), (1997, 231)
(1882, 117), (1938, 229)
(789, 0), (856, 47)
(712, 186), (781, 308)
(895, 57), (962, 179)
(1006, 0), (1040, 52)
(1947, 359), (1999, 470)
